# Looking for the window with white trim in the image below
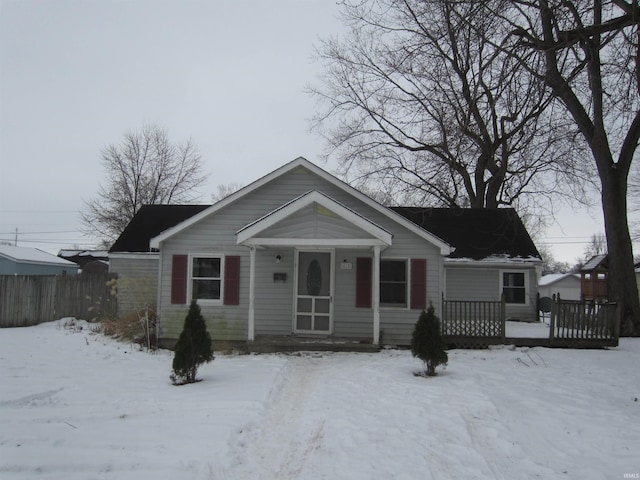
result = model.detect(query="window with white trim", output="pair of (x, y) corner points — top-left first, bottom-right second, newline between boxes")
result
(501, 271), (527, 304)
(191, 256), (222, 301)
(380, 259), (407, 307)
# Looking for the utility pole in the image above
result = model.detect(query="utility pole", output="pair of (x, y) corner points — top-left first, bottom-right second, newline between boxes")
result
(14, 228), (17, 246)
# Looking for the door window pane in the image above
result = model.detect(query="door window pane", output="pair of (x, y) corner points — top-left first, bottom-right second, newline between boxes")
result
(296, 315), (312, 330)
(314, 316), (330, 331)
(298, 298), (312, 313)
(298, 252), (330, 296)
(315, 298), (330, 314)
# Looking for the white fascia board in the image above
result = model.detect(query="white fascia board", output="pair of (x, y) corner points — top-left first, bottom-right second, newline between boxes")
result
(242, 238), (390, 248)
(444, 256), (542, 268)
(109, 252), (160, 261)
(150, 156), (451, 254)
(236, 190), (393, 245)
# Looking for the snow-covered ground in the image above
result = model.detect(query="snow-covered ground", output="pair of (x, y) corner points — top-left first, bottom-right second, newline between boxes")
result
(1, 319), (639, 480)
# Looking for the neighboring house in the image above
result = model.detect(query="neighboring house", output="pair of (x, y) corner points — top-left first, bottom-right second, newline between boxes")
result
(538, 273), (582, 301)
(581, 254), (608, 301)
(108, 205), (209, 317)
(0, 245), (79, 275)
(109, 157), (540, 348)
(58, 249), (109, 274)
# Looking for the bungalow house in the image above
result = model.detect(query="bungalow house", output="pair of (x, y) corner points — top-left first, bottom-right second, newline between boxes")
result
(0, 245), (79, 275)
(111, 157), (541, 349)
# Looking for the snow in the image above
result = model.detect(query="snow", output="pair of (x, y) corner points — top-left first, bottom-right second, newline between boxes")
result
(1, 319), (639, 479)
(539, 273), (580, 287)
(0, 245), (77, 266)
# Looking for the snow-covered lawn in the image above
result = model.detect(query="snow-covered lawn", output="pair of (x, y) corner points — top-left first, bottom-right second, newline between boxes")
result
(1, 320), (639, 480)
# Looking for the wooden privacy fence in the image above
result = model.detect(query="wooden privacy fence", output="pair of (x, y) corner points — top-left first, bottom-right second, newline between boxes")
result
(0, 273), (117, 328)
(550, 295), (619, 348)
(441, 295), (506, 347)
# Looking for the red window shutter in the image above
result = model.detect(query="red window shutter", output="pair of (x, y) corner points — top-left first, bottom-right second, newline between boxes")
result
(356, 257), (372, 308)
(223, 255), (241, 305)
(171, 255), (188, 305)
(410, 258), (427, 310)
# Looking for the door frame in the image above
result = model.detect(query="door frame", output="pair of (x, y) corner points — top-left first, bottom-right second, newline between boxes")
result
(292, 248), (335, 335)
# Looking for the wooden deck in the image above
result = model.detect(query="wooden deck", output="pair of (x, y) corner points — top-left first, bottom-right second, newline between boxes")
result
(444, 336), (618, 349)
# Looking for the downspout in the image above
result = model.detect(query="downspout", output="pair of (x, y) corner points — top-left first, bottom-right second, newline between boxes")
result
(373, 245), (380, 345)
(248, 246), (256, 341)
(155, 244), (162, 348)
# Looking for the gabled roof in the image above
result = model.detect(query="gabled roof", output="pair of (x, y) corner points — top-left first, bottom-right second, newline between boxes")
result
(390, 207), (541, 261)
(150, 157), (452, 254)
(581, 254), (608, 272)
(0, 245), (78, 267)
(539, 273), (580, 287)
(109, 204), (210, 253)
(236, 190), (393, 247)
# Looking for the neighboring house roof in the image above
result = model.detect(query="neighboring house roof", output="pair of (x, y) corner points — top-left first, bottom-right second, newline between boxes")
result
(149, 157), (452, 254)
(391, 207), (541, 261)
(539, 273), (580, 287)
(58, 249), (109, 267)
(0, 245), (78, 267)
(109, 204), (210, 253)
(581, 254), (608, 272)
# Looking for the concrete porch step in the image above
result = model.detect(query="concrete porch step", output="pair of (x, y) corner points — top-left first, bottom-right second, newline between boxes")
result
(248, 335), (381, 354)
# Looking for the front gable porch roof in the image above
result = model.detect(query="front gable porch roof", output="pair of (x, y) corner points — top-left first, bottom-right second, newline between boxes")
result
(150, 157), (452, 254)
(236, 190), (393, 247)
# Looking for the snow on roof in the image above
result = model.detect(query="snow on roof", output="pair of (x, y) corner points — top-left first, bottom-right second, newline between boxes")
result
(443, 254), (541, 265)
(0, 245), (78, 267)
(539, 273), (580, 286)
(58, 249), (109, 258)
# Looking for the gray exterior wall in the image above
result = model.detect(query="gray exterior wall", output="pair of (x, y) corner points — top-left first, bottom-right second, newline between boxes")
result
(109, 255), (159, 318)
(0, 257), (78, 275)
(445, 264), (539, 322)
(157, 166), (443, 346)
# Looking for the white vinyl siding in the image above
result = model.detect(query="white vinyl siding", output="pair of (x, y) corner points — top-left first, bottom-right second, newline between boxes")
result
(157, 166), (444, 345)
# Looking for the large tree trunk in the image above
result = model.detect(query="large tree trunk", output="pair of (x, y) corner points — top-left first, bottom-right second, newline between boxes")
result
(600, 166), (640, 336)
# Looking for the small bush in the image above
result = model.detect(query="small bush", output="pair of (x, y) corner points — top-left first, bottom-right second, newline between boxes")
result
(411, 303), (448, 377)
(171, 300), (214, 385)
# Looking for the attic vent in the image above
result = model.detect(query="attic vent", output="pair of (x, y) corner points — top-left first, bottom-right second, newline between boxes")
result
(292, 166), (310, 175)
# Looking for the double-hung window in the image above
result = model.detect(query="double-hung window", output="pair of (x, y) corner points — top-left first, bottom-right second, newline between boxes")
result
(192, 256), (222, 301)
(380, 259), (407, 307)
(502, 271), (527, 304)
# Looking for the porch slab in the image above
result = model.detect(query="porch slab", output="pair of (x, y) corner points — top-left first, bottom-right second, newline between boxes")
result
(248, 335), (380, 354)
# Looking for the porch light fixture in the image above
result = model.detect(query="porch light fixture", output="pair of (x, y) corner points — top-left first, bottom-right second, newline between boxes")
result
(275, 254), (282, 263)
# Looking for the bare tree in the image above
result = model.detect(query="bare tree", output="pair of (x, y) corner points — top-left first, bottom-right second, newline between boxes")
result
(211, 183), (243, 203)
(310, 0), (592, 215)
(81, 124), (209, 245)
(502, 0), (640, 335)
(583, 233), (608, 260)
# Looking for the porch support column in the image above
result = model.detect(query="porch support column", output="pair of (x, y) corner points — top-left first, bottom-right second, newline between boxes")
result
(248, 246), (256, 341)
(373, 245), (381, 345)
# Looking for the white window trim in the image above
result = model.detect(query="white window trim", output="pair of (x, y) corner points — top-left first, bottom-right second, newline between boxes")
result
(499, 269), (529, 306)
(379, 257), (410, 310)
(189, 254), (225, 305)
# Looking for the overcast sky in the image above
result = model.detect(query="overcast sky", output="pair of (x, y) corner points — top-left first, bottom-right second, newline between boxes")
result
(0, 0), (617, 264)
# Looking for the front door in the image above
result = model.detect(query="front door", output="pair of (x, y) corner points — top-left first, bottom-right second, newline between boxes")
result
(294, 250), (333, 334)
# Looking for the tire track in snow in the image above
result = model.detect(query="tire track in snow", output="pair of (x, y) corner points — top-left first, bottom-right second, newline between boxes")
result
(221, 355), (326, 480)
